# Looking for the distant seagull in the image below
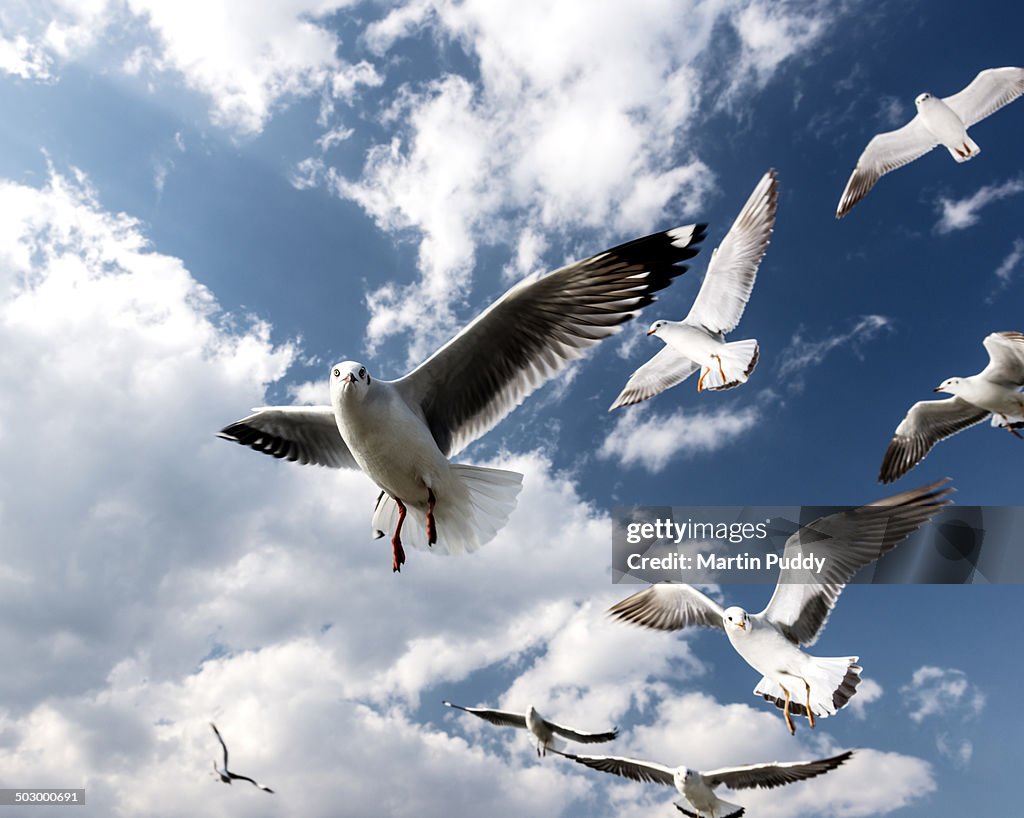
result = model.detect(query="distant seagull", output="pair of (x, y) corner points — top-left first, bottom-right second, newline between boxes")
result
(836, 66), (1024, 218)
(219, 225), (705, 573)
(442, 701), (618, 757)
(879, 331), (1024, 483)
(210, 723), (274, 793)
(558, 747), (853, 818)
(610, 171), (776, 409)
(609, 482), (952, 734)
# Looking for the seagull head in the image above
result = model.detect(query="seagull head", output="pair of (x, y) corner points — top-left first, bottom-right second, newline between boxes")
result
(934, 377), (962, 395)
(330, 361), (372, 402)
(647, 320), (668, 337)
(915, 92), (932, 108)
(722, 606), (749, 633)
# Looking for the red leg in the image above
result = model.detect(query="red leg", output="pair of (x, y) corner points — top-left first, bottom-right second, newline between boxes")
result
(426, 488), (437, 546)
(392, 499), (407, 573)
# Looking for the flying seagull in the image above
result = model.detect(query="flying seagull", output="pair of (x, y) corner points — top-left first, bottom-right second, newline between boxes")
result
(442, 701), (618, 757)
(557, 747), (853, 818)
(836, 66), (1024, 218)
(210, 723), (274, 793)
(610, 171), (776, 409)
(219, 225), (706, 572)
(608, 481), (952, 734)
(879, 331), (1024, 483)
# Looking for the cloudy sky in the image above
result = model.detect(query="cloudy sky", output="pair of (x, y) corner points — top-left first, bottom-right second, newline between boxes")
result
(0, 1), (1021, 816)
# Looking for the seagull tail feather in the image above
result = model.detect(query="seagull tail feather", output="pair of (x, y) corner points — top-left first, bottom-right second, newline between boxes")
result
(754, 657), (862, 717)
(700, 339), (759, 391)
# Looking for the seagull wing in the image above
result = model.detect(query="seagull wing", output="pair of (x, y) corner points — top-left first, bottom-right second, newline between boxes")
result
(979, 331), (1024, 387)
(394, 225), (707, 456)
(878, 398), (989, 484)
(608, 347), (700, 409)
(608, 584), (726, 632)
(704, 751), (853, 791)
(685, 170), (778, 335)
(561, 752), (678, 787)
(217, 406), (357, 469)
(227, 772), (274, 793)
(761, 481), (953, 645)
(545, 719), (619, 744)
(835, 117), (937, 218)
(442, 701), (527, 729)
(942, 67), (1024, 128)
(210, 723), (229, 769)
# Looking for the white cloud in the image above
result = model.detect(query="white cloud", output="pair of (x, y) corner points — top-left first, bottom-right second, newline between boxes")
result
(0, 33), (53, 79)
(778, 314), (892, 379)
(334, 0), (841, 363)
(900, 666), (986, 724)
(934, 176), (1024, 233)
(936, 733), (973, 767)
(599, 404), (759, 473)
(986, 237), (1024, 302)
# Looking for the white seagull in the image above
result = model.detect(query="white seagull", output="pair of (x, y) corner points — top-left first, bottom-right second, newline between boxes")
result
(836, 66), (1024, 218)
(219, 224), (706, 572)
(879, 331), (1024, 483)
(609, 482), (952, 734)
(210, 723), (274, 793)
(558, 748), (853, 818)
(610, 171), (776, 409)
(442, 701), (618, 757)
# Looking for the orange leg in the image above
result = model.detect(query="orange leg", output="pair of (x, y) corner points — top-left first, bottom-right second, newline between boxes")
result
(698, 367), (709, 392)
(714, 354), (726, 381)
(392, 499), (407, 573)
(426, 488), (437, 546)
(782, 687), (796, 735)
(804, 680), (816, 729)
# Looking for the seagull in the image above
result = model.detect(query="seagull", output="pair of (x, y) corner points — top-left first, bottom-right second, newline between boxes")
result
(210, 723), (274, 793)
(219, 224), (706, 572)
(442, 701), (618, 757)
(879, 331), (1024, 483)
(610, 171), (776, 409)
(836, 66), (1024, 218)
(557, 747), (853, 818)
(608, 481), (952, 734)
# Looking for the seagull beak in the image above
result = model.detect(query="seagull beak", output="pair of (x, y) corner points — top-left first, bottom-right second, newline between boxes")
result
(646, 329), (656, 336)
(737, 621), (746, 630)
(343, 374), (355, 385)
(932, 386), (942, 393)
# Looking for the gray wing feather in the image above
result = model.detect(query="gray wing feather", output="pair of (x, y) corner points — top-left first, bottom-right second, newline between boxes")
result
(395, 225), (707, 456)
(442, 701), (527, 729)
(761, 482), (953, 645)
(217, 406), (357, 469)
(686, 170), (778, 335)
(545, 720), (619, 744)
(943, 67), (1024, 128)
(609, 347), (699, 409)
(705, 751), (853, 791)
(561, 752), (677, 787)
(878, 398), (989, 484)
(836, 117), (937, 218)
(608, 584), (726, 632)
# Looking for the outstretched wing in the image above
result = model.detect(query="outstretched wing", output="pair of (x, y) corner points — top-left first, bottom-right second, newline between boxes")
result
(608, 584), (726, 632)
(878, 398), (989, 484)
(227, 772), (274, 793)
(210, 722), (229, 769)
(979, 331), (1024, 387)
(442, 700), (527, 730)
(704, 750), (853, 791)
(836, 117), (937, 218)
(217, 406), (357, 469)
(395, 225), (707, 456)
(686, 170), (778, 335)
(546, 720), (619, 744)
(560, 751), (677, 787)
(608, 347), (699, 409)
(761, 482), (953, 645)
(942, 66), (1024, 128)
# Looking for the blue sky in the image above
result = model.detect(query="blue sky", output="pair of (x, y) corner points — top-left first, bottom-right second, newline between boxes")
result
(0, 1), (1021, 817)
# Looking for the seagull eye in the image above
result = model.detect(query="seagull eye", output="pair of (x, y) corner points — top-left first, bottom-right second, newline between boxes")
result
(333, 368), (341, 378)
(359, 367), (366, 379)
